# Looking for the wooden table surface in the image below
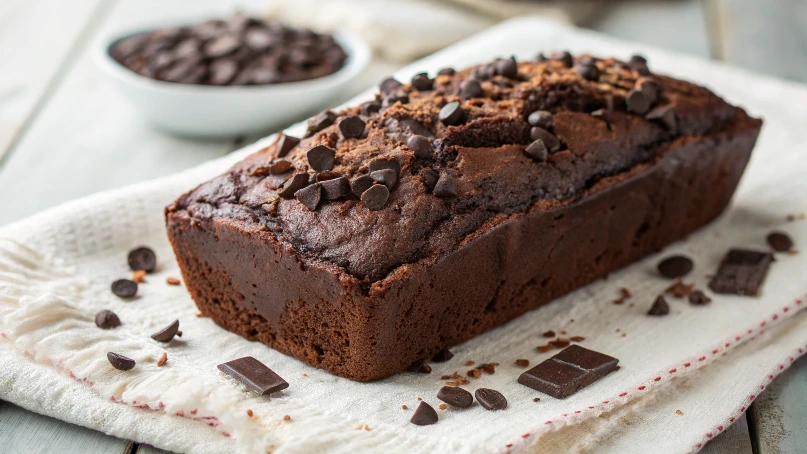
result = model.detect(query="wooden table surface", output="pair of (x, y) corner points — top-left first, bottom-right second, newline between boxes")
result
(1, 1), (805, 453)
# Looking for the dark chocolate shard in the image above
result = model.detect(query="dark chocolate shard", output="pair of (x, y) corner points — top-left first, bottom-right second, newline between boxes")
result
(217, 356), (289, 395)
(708, 249), (774, 296)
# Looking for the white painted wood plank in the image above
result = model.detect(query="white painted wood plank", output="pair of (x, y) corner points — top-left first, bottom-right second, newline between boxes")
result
(702, 412), (753, 454)
(135, 444), (173, 454)
(748, 356), (807, 454)
(591, 0), (711, 58)
(0, 400), (131, 454)
(710, 0), (807, 83)
(0, 0), (106, 161)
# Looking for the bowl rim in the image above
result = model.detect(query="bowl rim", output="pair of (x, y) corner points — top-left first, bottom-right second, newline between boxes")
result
(94, 23), (371, 96)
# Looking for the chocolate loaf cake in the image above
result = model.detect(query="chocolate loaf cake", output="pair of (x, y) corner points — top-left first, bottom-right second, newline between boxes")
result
(166, 52), (762, 381)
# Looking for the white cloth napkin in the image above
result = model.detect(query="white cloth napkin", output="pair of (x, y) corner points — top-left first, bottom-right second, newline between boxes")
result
(2, 17), (807, 454)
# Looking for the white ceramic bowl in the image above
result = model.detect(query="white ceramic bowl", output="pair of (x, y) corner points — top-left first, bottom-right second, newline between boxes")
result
(95, 28), (371, 138)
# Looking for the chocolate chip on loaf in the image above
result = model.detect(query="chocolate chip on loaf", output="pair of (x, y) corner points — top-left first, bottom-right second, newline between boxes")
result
(278, 173), (310, 199)
(295, 183), (322, 211)
(433, 173), (457, 198)
(525, 140), (549, 162)
(530, 127), (561, 152)
(575, 61), (599, 81)
(361, 184), (389, 211)
(459, 79), (483, 100)
(350, 174), (375, 197)
(380, 77), (403, 95)
(411, 73), (433, 91)
(407, 135), (434, 160)
(528, 110), (553, 129)
(320, 176), (351, 200)
(306, 145), (336, 172)
(370, 169), (397, 190)
(276, 135), (300, 158)
(306, 111), (337, 136)
(439, 102), (464, 126)
(338, 116), (366, 139)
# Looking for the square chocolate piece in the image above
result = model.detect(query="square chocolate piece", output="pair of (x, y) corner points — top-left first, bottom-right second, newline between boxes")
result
(217, 356), (289, 395)
(708, 248), (773, 296)
(553, 344), (619, 373)
(518, 345), (619, 398)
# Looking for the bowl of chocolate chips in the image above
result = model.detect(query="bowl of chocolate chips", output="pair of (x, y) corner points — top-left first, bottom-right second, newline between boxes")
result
(96, 15), (370, 138)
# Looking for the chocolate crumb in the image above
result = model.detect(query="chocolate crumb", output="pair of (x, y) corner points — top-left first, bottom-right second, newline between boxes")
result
(549, 338), (570, 349)
(166, 277), (181, 286)
(542, 330), (556, 338)
(666, 278), (694, 298)
(537, 344), (553, 353)
(465, 360), (475, 366)
(478, 363), (497, 374)
(176, 330), (183, 337)
(157, 352), (168, 367)
(467, 369), (481, 379)
(676, 410), (683, 415)
(533, 397), (540, 402)
(621, 288), (632, 298)
(246, 409), (253, 417)
(570, 336), (586, 342)
(515, 359), (530, 367)
(402, 404), (408, 410)
(283, 415), (291, 421)
(195, 311), (204, 317)
(132, 270), (147, 284)
(438, 404), (447, 410)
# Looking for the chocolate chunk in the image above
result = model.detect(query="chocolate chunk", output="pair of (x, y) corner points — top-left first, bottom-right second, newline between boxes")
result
(350, 175), (375, 197)
(637, 77), (660, 104)
(657, 255), (694, 278)
(204, 34), (239, 58)
(529, 127), (561, 152)
(437, 67), (456, 76)
(439, 102), (464, 126)
(268, 159), (293, 175)
(708, 249), (774, 296)
(626, 89), (650, 114)
(575, 62), (599, 81)
(95, 310), (121, 329)
(518, 345), (618, 398)
(407, 135), (433, 160)
(688, 290), (712, 306)
(361, 184), (389, 211)
(111, 279), (137, 298)
(647, 295), (670, 316)
(421, 169), (439, 192)
(151, 320), (180, 342)
(107, 352), (136, 371)
(525, 140), (549, 163)
(217, 356), (289, 395)
(306, 145), (336, 172)
(410, 401), (438, 425)
(370, 169), (397, 190)
(554, 51), (574, 68)
(459, 79), (483, 99)
(431, 348), (454, 362)
(411, 73), (433, 91)
(306, 110), (337, 136)
(276, 134), (300, 158)
(278, 173), (309, 198)
(295, 183), (322, 211)
(767, 231), (794, 252)
(320, 176), (350, 200)
(128, 247), (157, 272)
(527, 110), (553, 129)
(646, 105), (678, 134)
(368, 157), (401, 175)
(494, 56), (518, 78)
(433, 173), (457, 198)
(437, 386), (473, 408)
(407, 360), (432, 374)
(360, 101), (381, 116)
(338, 116), (366, 139)
(379, 77), (403, 95)
(474, 388), (507, 411)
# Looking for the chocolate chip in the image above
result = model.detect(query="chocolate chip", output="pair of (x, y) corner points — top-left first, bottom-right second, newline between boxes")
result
(350, 175), (375, 197)
(360, 102), (381, 116)
(431, 348), (454, 362)
(276, 135), (300, 158)
(320, 176), (350, 200)
(128, 247), (157, 272)
(626, 89), (650, 114)
(433, 173), (457, 198)
(646, 105), (677, 133)
(407, 359), (432, 374)
(204, 34), (239, 58)
(439, 102), (464, 126)
(525, 140), (549, 162)
(657, 255), (694, 278)
(459, 79), (483, 99)
(217, 356), (289, 395)
(382, 93), (409, 109)
(518, 345), (619, 398)
(471, 67), (489, 81)
(268, 159), (293, 175)
(107, 352), (136, 371)
(629, 55), (651, 75)
(529, 127), (561, 152)
(209, 59), (238, 85)
(278, 173), (310, 198)
(648, 295), (670, 316)
(527, 110), (553, 129)
(410, 401), (438, 425)
(437, 386), (473, 408)
(534, 52), (548, 63)
(767, 231), (793, 252)
(575, 62), (599, 81)
(379, 77), (403, 95)
(437, 67), (456, 76)
(111, 279), (137, 298)
(494, 56), (518, 78)
(338, 116), (365, 139)
(370, 169), (397, 190)
(95, 310), (121, 329)
(421, 169), (439, 192)
(151, 320), (180, 342)
(295, 183), (322, 211)
(708, 249), (774, 296)
(361, 184), (389, 211)
(368, 157), (401, 175)
(689, 290), (712, 306)
(474, 388), (507, 411)
(630, 54), (647, 65)
(411, 73), (433, 91)
(555, 51), (574, 68)
(306, 145), (336, 172)
(407, 135), (433, 160)
(637, 77), (659, 104)
(306, 110), (337, 136)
